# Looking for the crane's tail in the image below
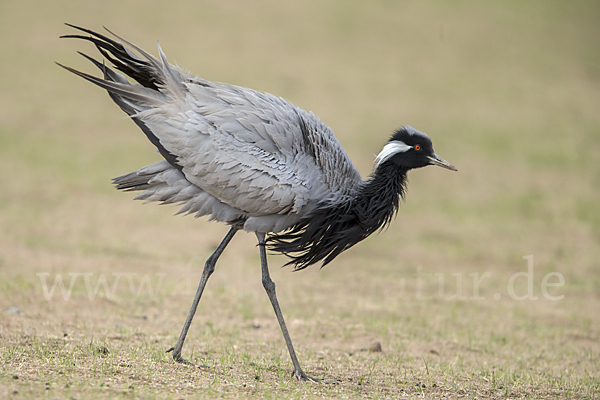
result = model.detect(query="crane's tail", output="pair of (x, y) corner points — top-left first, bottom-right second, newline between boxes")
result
(113, 160), (248, 224)
(58, 24), (186, 106)
(57, 24), (186, 171)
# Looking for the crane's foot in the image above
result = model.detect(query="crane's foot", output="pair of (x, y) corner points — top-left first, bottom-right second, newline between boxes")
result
(292, 369), (320, 383)
(166, 346), (194, 366)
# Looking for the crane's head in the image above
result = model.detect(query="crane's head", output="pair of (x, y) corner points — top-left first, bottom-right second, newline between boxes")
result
(374, 126), (457, 172)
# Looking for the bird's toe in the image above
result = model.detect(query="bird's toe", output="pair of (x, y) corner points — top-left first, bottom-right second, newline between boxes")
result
(292, 369), (320, 383)
(166, 347), (195, 366)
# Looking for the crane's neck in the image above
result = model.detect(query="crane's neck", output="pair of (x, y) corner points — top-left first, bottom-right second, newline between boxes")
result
(352, 163), (407, 231)
(267, 163), (408, 270)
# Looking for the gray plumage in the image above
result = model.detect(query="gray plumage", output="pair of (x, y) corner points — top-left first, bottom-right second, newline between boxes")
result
(58, 24), (456, 381)
(62, 27), (361, 234)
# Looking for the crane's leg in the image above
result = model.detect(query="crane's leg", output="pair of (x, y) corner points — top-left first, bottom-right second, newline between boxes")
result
(167, 226), (239, 365)
(256, 232), (319, 382)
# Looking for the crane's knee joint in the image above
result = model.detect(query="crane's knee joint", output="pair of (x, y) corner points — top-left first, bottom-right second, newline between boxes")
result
(204, 258), (216, 275)
(262, 278), (276, 293)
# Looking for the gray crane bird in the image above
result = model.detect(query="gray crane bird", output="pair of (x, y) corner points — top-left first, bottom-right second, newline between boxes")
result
(58, 24), (457, 382)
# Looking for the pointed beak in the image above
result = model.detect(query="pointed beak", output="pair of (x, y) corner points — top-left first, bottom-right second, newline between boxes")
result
(427, 153), (458, 171)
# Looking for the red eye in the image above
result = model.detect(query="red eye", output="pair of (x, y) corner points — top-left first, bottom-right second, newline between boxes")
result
(414, 145), (421, 151)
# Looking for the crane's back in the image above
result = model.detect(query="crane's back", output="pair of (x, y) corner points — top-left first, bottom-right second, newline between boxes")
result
(59, 26), (363, 233)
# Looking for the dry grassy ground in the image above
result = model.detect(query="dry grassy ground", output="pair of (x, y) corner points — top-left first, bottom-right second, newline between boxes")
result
(1, 1), (599, 399)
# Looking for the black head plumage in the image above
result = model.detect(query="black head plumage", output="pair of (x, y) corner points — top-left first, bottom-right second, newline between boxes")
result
(376, 126), (457, 172)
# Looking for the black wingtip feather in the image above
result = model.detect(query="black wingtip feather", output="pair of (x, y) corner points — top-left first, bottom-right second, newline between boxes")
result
(59, 24), (184, 173)
(61, 24), (161, 90)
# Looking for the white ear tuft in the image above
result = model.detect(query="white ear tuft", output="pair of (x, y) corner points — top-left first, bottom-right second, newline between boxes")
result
(374, 141), (412, 168)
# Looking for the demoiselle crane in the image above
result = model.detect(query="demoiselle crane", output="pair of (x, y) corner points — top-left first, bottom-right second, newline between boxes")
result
(58, 24), (457, 382)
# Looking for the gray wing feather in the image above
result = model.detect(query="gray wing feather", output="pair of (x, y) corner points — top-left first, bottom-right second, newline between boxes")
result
(133, 79), (333, 217)
(63, 26), (362, 232)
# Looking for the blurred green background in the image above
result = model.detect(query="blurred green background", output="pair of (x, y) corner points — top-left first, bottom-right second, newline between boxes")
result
(2, 0), (598, 284)
(0, 0), (599, 397)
